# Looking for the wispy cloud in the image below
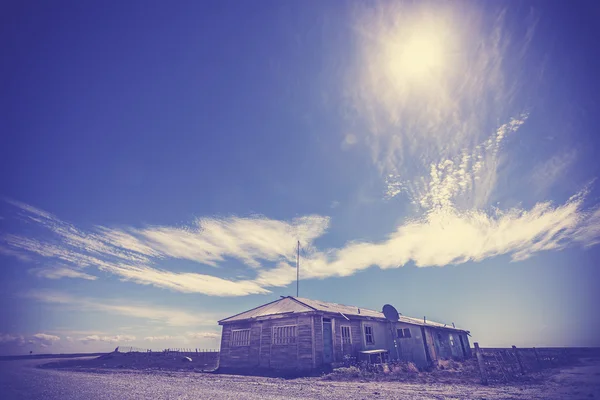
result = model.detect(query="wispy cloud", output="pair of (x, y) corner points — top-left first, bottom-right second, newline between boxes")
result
(135, 215), (329, 268)
(29, 265), (97, 280)
(342, 2), (545, 214)
(142, 332), (220, 343)
(388, 115), (527, 210)
(49, 329), (107, 336)
(103, 264), (268, 296)
(0, 245), (31, 262)
(79, 335), (135, 344)
(143, 335), (180, 342)
(0, 332), (60, 348)
(346, 4), (531, 174)
(572, 207), (600, 248)
(187, 332), (220, 340)
(299, 192), (592, 280)
(24, 290), (215, 326)
(4, 191), (600, 297)
(0, 333), (24, 344)
(530, 149), (578, 195)
(2, 200), (329, 296)
(31, 333), (60, 343)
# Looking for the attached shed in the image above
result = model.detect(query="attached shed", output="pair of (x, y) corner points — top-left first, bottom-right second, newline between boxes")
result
(217, 296), (471, 371)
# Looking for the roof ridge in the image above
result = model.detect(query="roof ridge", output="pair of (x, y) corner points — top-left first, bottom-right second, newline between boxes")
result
(218, 296), (290, 323)
(286, 296), (318, 311)
(292, 296), (382, 314)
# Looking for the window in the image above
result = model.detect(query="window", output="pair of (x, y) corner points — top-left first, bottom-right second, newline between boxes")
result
(341, 326), (352, 344)
(231, 329), (250, 347)
(449, 334), (454, 346)
(364, 325), (374, 345)
(396, 328), (412, 339)
(272, 325), (296, 345)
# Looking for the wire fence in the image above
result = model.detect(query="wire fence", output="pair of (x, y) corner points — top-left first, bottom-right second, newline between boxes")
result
(474, 344), (598, 384)
(117, 346), (219, 354)
(113, 346), (220, 369)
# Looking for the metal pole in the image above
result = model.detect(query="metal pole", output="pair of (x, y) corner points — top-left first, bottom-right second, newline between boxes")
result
(390, 321), (400, 361)
(296, 240), (300, 297)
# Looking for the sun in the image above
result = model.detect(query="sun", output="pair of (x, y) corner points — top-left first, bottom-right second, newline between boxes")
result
(400, 32), (444, 77)
(383, 21), (450, 85)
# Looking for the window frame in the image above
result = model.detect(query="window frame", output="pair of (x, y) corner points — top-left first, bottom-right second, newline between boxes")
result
(396, 328), (412, 339)
(230, 328), (251, 347)
(364, 325), (375, 345)
(272, 324), (297, 345)
(341, 325), (352, 344)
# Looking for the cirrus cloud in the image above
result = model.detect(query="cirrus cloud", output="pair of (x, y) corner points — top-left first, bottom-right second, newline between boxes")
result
(79, 335), (135, 344)
(3, 188), (600, 297)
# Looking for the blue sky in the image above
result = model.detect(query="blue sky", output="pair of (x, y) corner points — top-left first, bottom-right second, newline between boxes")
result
(1, 0), (600, 354)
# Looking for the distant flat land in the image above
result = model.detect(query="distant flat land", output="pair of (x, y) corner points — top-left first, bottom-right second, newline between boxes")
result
(0, 353), (107, 361)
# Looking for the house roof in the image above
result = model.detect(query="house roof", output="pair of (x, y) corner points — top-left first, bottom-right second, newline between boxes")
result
(218, 296), (468, 332)
(217, 297), (313, 323)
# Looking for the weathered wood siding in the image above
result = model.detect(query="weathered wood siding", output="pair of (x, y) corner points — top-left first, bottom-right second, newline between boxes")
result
(423, 327), (438, 361)
(221, 315), (315, 370)
(461, 333), (472, 358)
(448, 331), (466, 359)
(359, 320), (389, 350)
(259, 321), (270, 367)
(219, 322), (256, 369)
(334, 319), (362, 360)
(390, 322), (428, 367)
(313, 315), (323, 366)
(296, 315), (314, 369)
(429, 328), (467, 360)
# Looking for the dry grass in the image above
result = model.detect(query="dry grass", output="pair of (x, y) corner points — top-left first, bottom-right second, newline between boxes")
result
(322, 358), (486, 385)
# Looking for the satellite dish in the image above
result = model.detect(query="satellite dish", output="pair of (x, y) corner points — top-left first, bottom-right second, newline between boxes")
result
(382, 304), (399, 322)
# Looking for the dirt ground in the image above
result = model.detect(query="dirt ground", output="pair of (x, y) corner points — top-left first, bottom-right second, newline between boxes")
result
(40, 352), (218, 372)
(29, 356), (600, 399)
(196, 358), (600, 400)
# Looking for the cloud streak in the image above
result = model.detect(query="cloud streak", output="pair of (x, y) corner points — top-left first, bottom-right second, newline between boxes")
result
(3, 190), (600, 297)
(79, 335), (135, 344)
(0, 332), (60, 348)
(2, 200), (328, 296)
(29, 265), (97, 281)
(530, 149), (578, 195)
(24, 290), (215, 326)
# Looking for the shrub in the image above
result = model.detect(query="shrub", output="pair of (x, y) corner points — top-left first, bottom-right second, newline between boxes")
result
(388, 361), (419, 374)
(323, 361), (422, 381)
(435, 359), (461, 371)
(325, 366), (361, 380)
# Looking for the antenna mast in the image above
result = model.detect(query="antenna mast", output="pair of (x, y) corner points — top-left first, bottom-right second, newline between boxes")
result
(296, 240), (300, 297)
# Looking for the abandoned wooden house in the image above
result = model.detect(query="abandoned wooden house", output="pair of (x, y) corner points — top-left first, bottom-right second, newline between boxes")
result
(217, 296), (471, 371)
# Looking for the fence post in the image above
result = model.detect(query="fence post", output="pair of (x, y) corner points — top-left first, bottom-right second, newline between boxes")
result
(474, 343), (488, 385)
(533, 347), (542, 369)
(512, 345), (525, 375)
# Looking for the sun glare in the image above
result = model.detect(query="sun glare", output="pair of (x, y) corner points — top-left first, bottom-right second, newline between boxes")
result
(400, 32), (444, 77)
(381, 17), (452, 87)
